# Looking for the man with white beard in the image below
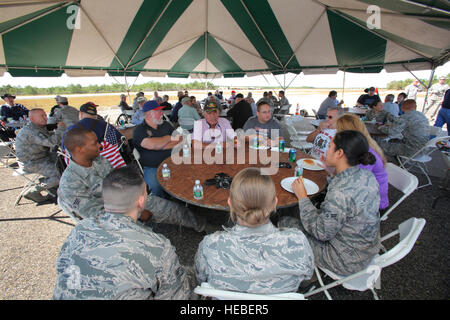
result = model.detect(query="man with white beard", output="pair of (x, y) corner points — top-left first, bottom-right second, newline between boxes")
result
(133, 100), (182, 198)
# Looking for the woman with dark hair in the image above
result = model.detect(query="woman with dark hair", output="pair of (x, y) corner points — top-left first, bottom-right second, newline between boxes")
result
(285, 130), (381, 276)
(365, 100), (394, 124)
(396, 92), (407, 115)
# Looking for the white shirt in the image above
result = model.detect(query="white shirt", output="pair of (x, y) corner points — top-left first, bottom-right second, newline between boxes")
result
(383, 102), (399, 117)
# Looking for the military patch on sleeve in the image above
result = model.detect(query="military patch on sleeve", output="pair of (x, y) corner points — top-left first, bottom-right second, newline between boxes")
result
(72, 198), (81, 209)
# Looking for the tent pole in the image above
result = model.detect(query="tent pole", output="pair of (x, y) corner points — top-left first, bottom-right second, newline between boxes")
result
(286, 72), (300, 90)
(421, 68), (435, 113)
(342, 70), (346, 102)
(272, 74), (285, 91)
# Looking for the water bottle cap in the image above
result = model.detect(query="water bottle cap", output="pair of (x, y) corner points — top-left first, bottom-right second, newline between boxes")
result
(163, 163), (167, 167)
(195, 180), (200, 184)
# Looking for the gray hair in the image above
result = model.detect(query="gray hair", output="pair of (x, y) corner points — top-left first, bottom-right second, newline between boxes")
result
(102, 167), (146, 213)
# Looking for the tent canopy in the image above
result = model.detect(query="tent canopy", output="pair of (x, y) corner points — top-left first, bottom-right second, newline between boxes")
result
(0, 0), (449, 79)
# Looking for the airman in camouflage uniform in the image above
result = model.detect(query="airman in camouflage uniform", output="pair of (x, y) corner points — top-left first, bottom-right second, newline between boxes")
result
(53, 167), (192, 299)
(57, 155), (207, 232)
(365, 108), (395, 124)
(376, 107), (429, 162)
(280, 166), (380, 276)
(425, 76), (449, 118)
(14, 109), (64, 202)
(53, 97), (79, 128)
(195, 222), (314, 293)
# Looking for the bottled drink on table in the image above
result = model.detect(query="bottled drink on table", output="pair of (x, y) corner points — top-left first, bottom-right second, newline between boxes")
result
(162, 163), (170, 180)
(183, 143), (190, 157)
(252, 136), (259, 148)
(215, 142), (223, 154)
(289, 148), (297, 162)
(295, 163), (303, 177)
(193, 180), (204, 200)
(279, 139), (285, 152)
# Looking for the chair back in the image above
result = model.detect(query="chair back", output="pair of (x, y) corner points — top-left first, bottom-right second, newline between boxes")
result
(312, 109), (319, 119)
(132, 148), (144, 175)
(194, 283), (305, 300)
(124, 110), (134, 116)
(375, 217), (426, 269)
(382, 163), (419, 221)
(279, 104), (291, 115)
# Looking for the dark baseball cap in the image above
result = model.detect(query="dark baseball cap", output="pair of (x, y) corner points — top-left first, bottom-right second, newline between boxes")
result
(80, 102), (98, 115)
(204, 103), (219, 112)
(142, 100), (164, 112)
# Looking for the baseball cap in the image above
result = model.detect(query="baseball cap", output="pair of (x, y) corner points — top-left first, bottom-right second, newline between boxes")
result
(142, 100), (164, 113)
(58, 96), (68, 103)
(204, 103), (219, 112)
(231, 90), (236, 94)
(1, 93), (16, 99)
(80, 102), (98, 115)
(137, 96), (147, 103)
(54, 95), (61, 100)
(181, 96), (192, 104)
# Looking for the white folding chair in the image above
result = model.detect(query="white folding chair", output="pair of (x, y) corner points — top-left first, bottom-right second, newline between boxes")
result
(304, 217), (426, 300)
(194, 282), (306, 300)
(5, 161), (42, 206)
(312, 108), (319, 119)
(132, 148), (144, 175)
(273, 104), (292, 120)
(397, 135), (450, 189)
(0, 140), (16, 166)
(381, 163), (419, 222)
(284, 122), (313, 152)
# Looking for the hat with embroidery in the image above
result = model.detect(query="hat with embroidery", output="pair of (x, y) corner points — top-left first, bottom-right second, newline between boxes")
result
(142, 100), (164, 112)
(80, 102), (98, 115)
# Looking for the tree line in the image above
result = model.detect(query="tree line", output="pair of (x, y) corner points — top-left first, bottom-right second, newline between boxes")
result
(386, 73), (449, 90)
(0, 80), (217, 96)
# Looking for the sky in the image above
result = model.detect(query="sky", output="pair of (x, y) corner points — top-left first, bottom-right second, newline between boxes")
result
(0, 61), (449, 90)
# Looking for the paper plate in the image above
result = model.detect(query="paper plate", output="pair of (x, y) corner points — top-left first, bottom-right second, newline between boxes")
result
(281, 177), (319, 195)
(297, 158), (324, 171)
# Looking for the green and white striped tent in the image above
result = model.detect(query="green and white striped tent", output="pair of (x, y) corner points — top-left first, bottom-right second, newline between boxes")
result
(0, 0), (449, 80)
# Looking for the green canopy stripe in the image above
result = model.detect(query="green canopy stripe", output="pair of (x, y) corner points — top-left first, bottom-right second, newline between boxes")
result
(110, 0), (193, 70)
(167, 34), (205, 76)
(220, 0), (280, 69)
(3, 6), (74, 76)
(126, 0), (193, 69)
(206, 34), (243, 73)
(0, 3), (63, 34)
(241, 0), (301, 70)
(327, 9), (387, 72)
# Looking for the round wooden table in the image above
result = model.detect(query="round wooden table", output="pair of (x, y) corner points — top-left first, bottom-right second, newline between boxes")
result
(157, 144), (328, 211)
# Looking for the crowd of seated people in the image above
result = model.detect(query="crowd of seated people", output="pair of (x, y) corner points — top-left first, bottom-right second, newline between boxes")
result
(4, 88), (432, 300)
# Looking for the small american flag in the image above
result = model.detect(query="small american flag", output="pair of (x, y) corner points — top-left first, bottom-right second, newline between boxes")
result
(63, 123), (126, 169)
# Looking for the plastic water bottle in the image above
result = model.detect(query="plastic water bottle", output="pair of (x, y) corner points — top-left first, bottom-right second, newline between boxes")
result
(252, 136), (259, 148)
(295, 103), (300, 115)
(162, 163), (170, 180)
(183, 143), (190, 157)
(215, 142), (223, 154)
(193, 180), (203, 200)
(295, 163), (303, 177)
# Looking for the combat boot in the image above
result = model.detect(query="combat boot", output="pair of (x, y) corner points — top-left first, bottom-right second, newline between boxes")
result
(23, 189), (48, 203)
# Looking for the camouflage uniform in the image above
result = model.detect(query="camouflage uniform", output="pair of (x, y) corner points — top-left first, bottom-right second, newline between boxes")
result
(194, 222), (314, 293)
(365, 109), (394, 124)
(57, 156), (206, 231)
(376, 110), (430, 159)
(280, 167), (380, 276)
(14, 122), (64, 188)
(425, 82), (449, 118)
(404, 83), (423, 100)
(53, 211), (191, 299)
(53, 105), (80, 128)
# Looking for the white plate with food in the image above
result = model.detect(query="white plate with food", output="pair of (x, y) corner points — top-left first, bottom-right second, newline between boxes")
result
(297, 158), (324, 171)
(280, 177), (319, 195)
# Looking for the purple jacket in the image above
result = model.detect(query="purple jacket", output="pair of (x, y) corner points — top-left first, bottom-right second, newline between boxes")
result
(359, 147), (389, 210)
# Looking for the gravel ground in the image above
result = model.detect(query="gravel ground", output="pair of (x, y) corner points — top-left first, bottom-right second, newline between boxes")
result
(0, 154), (449, 300)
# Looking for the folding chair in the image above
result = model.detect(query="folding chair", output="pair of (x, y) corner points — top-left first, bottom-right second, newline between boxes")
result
(0, 140), (16, 166)
(312, 108), (319, 119)
(303, 217), (426, 300)
(397, 135), (450, 189)
(132, 148), (144, 175)
(273, 104), (291, 120)
(381, 163), (419, 222)
(194, 282), (306, 300)
(284, 122), (314, 152)
(4, 160), (42, 206)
